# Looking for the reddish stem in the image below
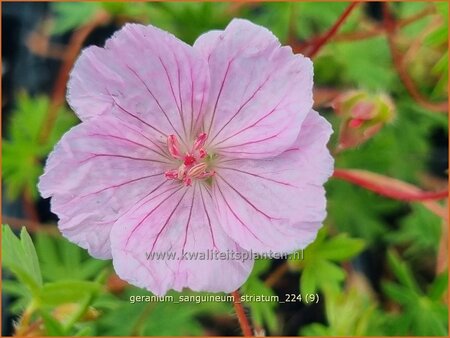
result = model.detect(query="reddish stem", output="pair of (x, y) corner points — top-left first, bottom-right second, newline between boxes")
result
(231, 290), (252, 337)
(382, 3), (447, 113)
(333, 168), (448, 201)
(265, 262), (289, 288)
(307, 2), (359, 58)
(332, 5), (435, 43)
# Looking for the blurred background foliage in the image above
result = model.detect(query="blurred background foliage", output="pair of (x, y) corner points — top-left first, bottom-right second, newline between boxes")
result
(2, 1), (448, 336)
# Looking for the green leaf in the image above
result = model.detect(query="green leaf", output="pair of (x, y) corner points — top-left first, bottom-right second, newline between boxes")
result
(36, 233), (109, 282)
(51, 3), (100, 35)
(74, 326), (95, 336)
(241, 259), (279, 333)
(40, 310), (67, 336)
(428, 271), (448, 301)
(319, 233), (366, 261)
(2, 93), (77, 200)
(2, 225), (43, 295)
(39, 280), (102, 307)
(293, 227), (363, 295)
(386, 250), (421, 295)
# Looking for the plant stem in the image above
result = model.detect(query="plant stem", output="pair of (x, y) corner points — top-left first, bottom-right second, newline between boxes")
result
(231, 290), (252, 337)
(333, 5), (435, 42)
(265, 262), (289, 288)
(382, 3), (447, 113)
(307, 2), (359, 58)
(333, 168), (448, 202)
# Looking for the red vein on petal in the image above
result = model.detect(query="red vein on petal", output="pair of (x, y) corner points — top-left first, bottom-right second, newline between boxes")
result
(78, 173), (164, 199)
(88, 133), (169, 159)
(211, 84), (292, 148)
(109, 92), (167, 137)
(216, 132), (282, 150)
(119, 122), (170, 158)
(148, 189), (189, 255)
(215, 182), (265, 245)
(125, 185), (184, 247)
(217, 166), (295, 187)
(209, 74), (272, 145)
(217, 174), (281, 221)
(181, 185), (196, 255)
(207, 59), (234, 135)
(126, 65), (186, 145)
(158, 56), (186, 138)
(199, 185), (218, 250)
(79, 153), (169, 165)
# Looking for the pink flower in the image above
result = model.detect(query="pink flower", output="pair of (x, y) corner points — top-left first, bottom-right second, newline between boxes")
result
(38, 19), (334, 295)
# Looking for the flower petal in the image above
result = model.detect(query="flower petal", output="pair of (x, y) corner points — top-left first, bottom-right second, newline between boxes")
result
(195, 19), (313, 159)
(68, 23), (210, 144)
(193, 29), (223, 58)
(38, 116), (172, 259)
(110, 183), (253, 295)
(212, 110), (334, 253)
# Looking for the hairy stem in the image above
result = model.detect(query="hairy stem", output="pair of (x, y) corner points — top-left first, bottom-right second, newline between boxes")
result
(231, 290), (252, 337)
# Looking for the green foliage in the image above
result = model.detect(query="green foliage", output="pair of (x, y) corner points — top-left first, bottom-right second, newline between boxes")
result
(51, 2), (100, 35)
(35, 233), (108, 282)
(301, 275), (384, 336)
(2, 2), (448, 336)
(2, 93), (77, 200)
(241, 259), (279, 334)
(2, 225), (43, 295)
(2, 225), (106, 335)
(96, 288), (231, 336)
(389, 204), (442, 257)
(143, 2), (231, 44)
(290, 227), (365, 295)
(382, 251), (448, 336)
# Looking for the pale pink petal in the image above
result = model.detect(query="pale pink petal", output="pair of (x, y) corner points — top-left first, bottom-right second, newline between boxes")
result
(212, 110), (333, 253)
(195, 19), (313, 159)
(67, 23), (210, 144)
(38, 116), (173, 259)
(193, 30), (223, 58)
(110, 183), (253, 295)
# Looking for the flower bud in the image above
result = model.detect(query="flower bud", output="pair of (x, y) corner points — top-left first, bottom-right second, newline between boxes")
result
(333, 90), (395, 150)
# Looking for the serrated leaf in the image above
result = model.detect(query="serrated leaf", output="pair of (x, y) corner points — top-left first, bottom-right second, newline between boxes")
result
(2, 93), (77, 200)
(386, 250), (421, 294)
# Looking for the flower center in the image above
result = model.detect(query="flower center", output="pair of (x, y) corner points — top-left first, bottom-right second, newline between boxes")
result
(164, 133), (215, 186)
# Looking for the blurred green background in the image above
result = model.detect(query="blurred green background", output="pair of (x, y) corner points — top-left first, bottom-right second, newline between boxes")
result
(2, 2), (448, 336)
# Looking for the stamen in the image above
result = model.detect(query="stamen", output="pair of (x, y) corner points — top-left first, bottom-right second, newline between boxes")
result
(177, 164), (187, 180)
(164, 169), (178, 180)
(167, 135), (181, 159)
(193, 132), (207, 150)
(187, 163), (208, 178)
(184, 177), (193, 186)
(164, 131), (214, 186)
(198, 149), (207, 159)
